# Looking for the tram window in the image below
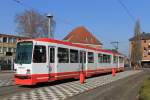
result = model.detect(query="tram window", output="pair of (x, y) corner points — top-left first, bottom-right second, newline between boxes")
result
(103, 54), (107, 63)
(88, 52), (94, 63)
(108, 55), (111, 63)
(113, 56), (118, 63)
(103, 54), (111, 63)
(80, 51), (86, 63)
(33, 45), (46, 63)
(50, 48), (55, 63)
(58, 47), (69, 63)
(119, 57), (124, 63)
(98, 53), (103, 63)
(70, 49), (78, 63)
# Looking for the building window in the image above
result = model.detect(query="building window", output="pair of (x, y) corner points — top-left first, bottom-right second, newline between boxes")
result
(0, 47), (2, 53)
(12, 38), (16, 43)
(58, 47), (69, 63)
(70, 49), (78, 63)
(3, 37), (7, 43)
(8, 48), (12, 52)
(0, 37), (3, 43)
(88, 52), (94, 63)
(144, 40), (146, 43)
(3, 47), (7, 52)
(12, 48), (16, 52)
(8, 37), (12, 43)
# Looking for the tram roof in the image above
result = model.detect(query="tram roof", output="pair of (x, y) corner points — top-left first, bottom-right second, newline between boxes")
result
(19, 38), (123, 56)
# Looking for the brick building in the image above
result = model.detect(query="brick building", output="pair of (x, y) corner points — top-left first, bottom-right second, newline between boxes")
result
(0, 33), (28, 70)
(129, 32), (150, 67)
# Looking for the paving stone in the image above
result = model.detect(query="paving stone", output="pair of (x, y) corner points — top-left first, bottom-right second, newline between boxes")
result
(2, 70), (141, 100)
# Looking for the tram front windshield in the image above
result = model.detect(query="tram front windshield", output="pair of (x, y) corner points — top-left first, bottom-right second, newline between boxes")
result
(15, 41), (33, 64)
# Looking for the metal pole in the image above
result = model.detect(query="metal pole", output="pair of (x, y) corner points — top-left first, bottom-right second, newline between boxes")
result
(111, 41), (119, 51)
(47, 14), (53, 38)
(48, 18), (51, 38)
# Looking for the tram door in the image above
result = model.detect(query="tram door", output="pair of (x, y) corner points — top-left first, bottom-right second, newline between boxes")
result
(116, 56), (119, 68)
(80, 51), (86, 72)
(48, 46), (55, 79)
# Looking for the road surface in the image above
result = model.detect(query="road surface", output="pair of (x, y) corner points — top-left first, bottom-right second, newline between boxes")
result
(0, 69), (149, 100)
(67, 69), (150, 100)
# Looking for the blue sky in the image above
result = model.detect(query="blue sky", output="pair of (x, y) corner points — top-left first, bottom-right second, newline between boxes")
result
(0, 0), (150, 55)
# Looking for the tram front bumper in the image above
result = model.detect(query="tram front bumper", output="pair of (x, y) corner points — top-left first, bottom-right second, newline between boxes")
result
(14, 74), (35, 85)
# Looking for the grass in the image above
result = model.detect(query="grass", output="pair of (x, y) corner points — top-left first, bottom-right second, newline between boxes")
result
(139, 77), (150, 100)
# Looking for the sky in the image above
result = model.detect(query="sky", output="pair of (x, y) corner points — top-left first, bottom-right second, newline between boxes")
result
(0, 0), (150, 55)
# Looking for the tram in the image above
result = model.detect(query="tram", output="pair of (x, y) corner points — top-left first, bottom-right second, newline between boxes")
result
(14, 38), (124, 85)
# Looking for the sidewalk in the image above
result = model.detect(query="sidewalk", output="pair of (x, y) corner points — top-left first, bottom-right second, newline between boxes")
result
(0, 70), (14, 73)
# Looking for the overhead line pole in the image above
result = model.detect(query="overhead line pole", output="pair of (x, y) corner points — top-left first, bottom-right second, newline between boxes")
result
(111, 41), (119, 52)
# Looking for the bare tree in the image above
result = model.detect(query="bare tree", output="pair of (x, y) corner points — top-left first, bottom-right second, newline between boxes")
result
(15, 9), (55, 38)
(131, 20), (142, 69)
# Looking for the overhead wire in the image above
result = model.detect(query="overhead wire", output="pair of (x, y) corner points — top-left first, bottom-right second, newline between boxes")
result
(116, 0), (136, 23)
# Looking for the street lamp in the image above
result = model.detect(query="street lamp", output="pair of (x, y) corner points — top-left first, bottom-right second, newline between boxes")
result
(46, 14), (53, 38)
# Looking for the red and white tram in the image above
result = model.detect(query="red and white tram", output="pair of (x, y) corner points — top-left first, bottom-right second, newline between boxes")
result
(14, 38), (124, 85)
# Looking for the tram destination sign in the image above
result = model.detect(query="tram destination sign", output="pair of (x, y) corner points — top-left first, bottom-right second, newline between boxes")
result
(18, 42), (33, 46)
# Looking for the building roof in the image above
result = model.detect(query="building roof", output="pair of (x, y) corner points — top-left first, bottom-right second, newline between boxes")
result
(63, 26), (102, 45)
(129, 32), (150, 41)
(0, 33), (29, 38)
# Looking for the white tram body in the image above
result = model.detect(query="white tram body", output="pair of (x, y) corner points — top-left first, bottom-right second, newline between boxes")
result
(14, 38), (124, 85)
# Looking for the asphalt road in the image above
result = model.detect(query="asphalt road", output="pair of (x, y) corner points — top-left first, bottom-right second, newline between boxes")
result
(66, 69), (150, 100)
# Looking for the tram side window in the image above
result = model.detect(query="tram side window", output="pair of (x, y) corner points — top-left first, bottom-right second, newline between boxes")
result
(58, 47), (69, 63)
(88, 52), (94, 63)
(119, 57), (124, 63)
(70, 49), (78, 63)
(33, 45), (46, 63)
(98, 53), (103, 63)
(50, 48), (55, 63)
(80, 51), (86, 63)
(113, 56), (118, 63)
(103, 54), (107, 63)
(103, 54), (111, 63)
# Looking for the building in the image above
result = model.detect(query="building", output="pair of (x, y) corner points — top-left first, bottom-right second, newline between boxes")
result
(0, 33), (28, 70)
(129, 32), (150, 67)
(63, 26), (102, 48)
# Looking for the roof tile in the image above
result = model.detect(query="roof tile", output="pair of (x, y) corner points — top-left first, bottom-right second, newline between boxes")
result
(63, 26), (102, 45)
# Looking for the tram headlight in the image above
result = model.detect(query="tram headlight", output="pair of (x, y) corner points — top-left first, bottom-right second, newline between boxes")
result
(26, 69), (31, 75)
